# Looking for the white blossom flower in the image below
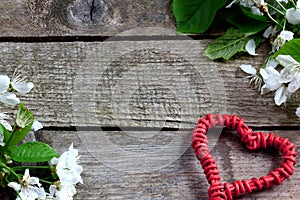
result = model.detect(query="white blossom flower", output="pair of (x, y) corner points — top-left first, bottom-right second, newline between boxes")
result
(240, 64), (263, 90)
(50, 144), (83, 186)
(245, 39), (258, 56)
(276, 55), (300, 93)
(47, 184), (76, 200)
(8, 169), (46, 200)
(286, 0), (300, 25)
(11, 70), (34, 94)
(296, 106), (300, 118)
(0, 75), (20, 106)
(260, 67), (291, 105)
(0, 112), (12, 131)
(31, 120), (43, 131)
(272, 31), (294, 52)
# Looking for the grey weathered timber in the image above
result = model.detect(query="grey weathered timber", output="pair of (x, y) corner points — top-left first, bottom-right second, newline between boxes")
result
(36, 130), (300, 200)
(0, 0), (175, 37)
(0, 40), (299, 127)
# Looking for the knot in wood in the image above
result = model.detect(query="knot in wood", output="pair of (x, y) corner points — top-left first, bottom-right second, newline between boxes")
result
(68, 0), (120, 28)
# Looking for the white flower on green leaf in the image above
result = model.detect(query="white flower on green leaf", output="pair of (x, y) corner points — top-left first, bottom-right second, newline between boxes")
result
(272, 31), (294, 52)
(50, 144), (83, 186)
(8, 169), (46, 200)
(276, 55), (300, 93)
(286, 0), (300, 25)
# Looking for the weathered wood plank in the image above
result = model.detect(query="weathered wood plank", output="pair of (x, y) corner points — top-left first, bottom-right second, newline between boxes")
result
(0, 0), (175, 37)
(35, 130), (300, 200)
(0, 40), (299, 127)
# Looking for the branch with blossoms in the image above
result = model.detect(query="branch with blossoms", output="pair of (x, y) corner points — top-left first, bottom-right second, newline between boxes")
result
(173, 0), (300, 117)
(0, 70), (83, 200)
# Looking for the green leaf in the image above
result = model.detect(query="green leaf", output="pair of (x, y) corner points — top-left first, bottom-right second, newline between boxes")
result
(273, 39), (300, 62)
(227, 17), (269, 33)
(6, 103), (34, 149)
(0, 124), (11, 144)
(203, 28), (258, 60)
(225, 6), (269, 33)
(11, 142), (59, 162)
(173, 0), (227, 33)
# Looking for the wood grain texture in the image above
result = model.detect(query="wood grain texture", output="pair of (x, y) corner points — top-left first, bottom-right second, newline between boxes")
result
(35, 130), (300, 200)
(0, 0), (175, 37)
(0, 40), (299, 127)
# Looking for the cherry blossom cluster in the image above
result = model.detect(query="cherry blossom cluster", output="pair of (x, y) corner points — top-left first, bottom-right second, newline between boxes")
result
(234, 0), (300, 117)
(0, 70), (83, 200)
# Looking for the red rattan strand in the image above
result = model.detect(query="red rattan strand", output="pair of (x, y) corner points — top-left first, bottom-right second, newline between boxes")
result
(191, 114), (298, 200)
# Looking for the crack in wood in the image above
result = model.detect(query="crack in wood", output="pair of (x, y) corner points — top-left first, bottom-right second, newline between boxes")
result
(90, 0), (95, 22)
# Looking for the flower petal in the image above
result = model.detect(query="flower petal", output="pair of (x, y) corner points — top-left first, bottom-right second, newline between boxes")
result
(279, 30), (294, 41)
(50, 157), (59, 166)
(27, 186), (46, 199)
(245, 39), (258, 56)
(266, 58), (278, 68)
(276, 55), (299, 68)
(11, 81), (34, 94)
(274, 86), (288, 106)
(240, 64), (256, 75)
(0, 92), (20, 106)
(263, 26), (276, 38)
(259, 68), (269, 80)
(286, 8), (300, 25)
(261, 84), (270, 95)
(287, 74), (300, 93)
(8, 182), (21, 192)
(31, 120), (43, 131)
(251, 6), (262, 15)
(226, 0), (237, 8)
(280, 66), (296, 83)
(0, 75), (10, 93)
(296, 107), (300, 118)
(28, 177), (41, 186)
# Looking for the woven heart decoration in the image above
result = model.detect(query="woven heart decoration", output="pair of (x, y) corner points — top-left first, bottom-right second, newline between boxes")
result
(192, 114), (298, 200)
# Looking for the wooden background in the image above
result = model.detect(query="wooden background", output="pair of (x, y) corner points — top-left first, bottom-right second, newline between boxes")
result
(0, 0), (299, 199)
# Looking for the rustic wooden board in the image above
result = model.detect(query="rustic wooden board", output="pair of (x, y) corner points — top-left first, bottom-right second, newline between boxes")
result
(0, 0), (175, 37)
(35, 130), (300, 200)
(0, 40), (299, 127)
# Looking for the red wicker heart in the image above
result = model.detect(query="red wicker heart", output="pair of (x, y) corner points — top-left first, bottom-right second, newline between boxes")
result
(192, 114), (298, 200)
